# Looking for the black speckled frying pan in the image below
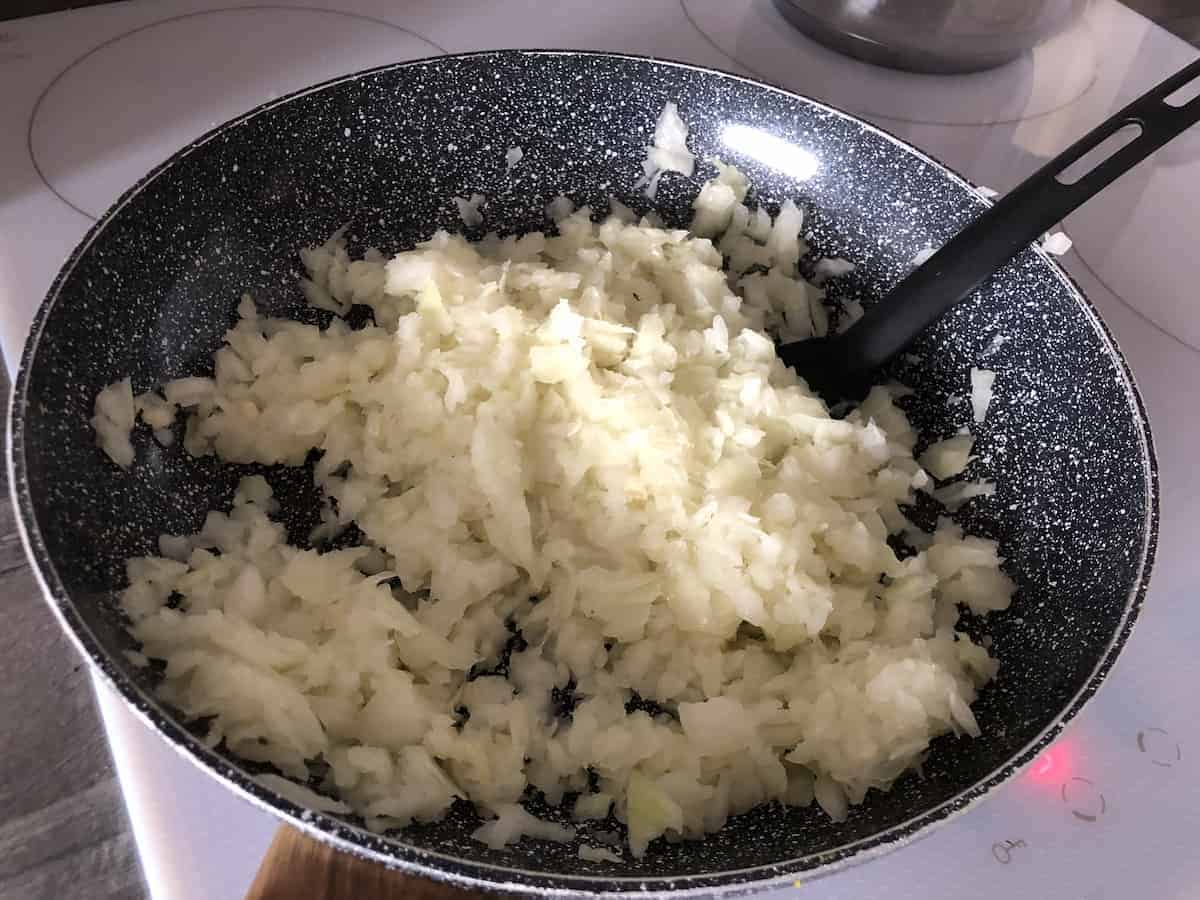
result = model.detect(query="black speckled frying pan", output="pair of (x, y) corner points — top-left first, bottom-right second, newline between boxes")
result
(9, 51), (1157, 895)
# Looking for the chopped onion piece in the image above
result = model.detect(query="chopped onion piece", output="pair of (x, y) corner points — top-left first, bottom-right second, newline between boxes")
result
(919, 435), (975, 480)
(255, 774), (351, 814)
(970, 368), (996, 424)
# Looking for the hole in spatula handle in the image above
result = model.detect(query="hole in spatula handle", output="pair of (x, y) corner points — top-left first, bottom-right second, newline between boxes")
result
(1164, 68), (1200, 108)
(1055, 122), (1143, 185)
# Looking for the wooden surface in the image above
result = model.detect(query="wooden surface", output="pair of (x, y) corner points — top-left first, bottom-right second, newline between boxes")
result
(246, 827), (487, 900)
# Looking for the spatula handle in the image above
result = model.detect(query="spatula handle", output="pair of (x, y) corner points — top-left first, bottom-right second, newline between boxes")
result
(833, 56), (1200, 378)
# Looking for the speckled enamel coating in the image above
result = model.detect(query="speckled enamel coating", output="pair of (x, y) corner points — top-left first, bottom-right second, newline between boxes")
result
(8, 51), (1157, 895)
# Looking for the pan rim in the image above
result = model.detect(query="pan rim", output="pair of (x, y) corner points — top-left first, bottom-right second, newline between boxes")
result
(7, 47), (1159, 896)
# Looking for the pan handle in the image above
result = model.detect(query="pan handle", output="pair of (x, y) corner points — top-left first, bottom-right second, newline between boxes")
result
(245, 826), (484, 900)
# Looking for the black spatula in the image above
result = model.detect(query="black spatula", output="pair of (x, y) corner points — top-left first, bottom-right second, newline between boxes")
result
(781, 58), (1200, 402)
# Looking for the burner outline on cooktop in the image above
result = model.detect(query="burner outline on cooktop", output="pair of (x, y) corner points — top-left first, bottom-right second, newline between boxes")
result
(26, 5), (447, 222)
(1061, 141), (1200, 357)
(1061, 234), (1200, 356)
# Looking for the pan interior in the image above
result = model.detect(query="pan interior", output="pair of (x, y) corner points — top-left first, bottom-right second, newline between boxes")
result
(13, 51), (1153, 889)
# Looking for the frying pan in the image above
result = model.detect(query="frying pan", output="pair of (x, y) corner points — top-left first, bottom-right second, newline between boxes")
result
(8, 50), (1157, 895)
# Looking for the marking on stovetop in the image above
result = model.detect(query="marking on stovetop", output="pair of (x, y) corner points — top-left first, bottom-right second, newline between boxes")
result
(991, 837), (1027, 864)
(1061, 776), (1106, 822)
(1137, 727), (1182, 767)
(677, 0), (1098, 128)
(25, 5), (448, 222)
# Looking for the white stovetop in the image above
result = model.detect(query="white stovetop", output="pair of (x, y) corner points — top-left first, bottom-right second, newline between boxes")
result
(2, 2), (1198, 898)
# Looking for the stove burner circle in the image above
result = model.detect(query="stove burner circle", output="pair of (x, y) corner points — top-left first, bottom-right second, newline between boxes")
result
(1060, 776), (1106, 823)
(680, 0), (1096, 127)
(1137, 727), (1183, 767)
(28, 6), (446, 221)
(1062, 143), (1200, 355)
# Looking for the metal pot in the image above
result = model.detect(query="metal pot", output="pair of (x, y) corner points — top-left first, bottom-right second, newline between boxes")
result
(9, 50), (1155, 894)
(774, 0), (1086, 73)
